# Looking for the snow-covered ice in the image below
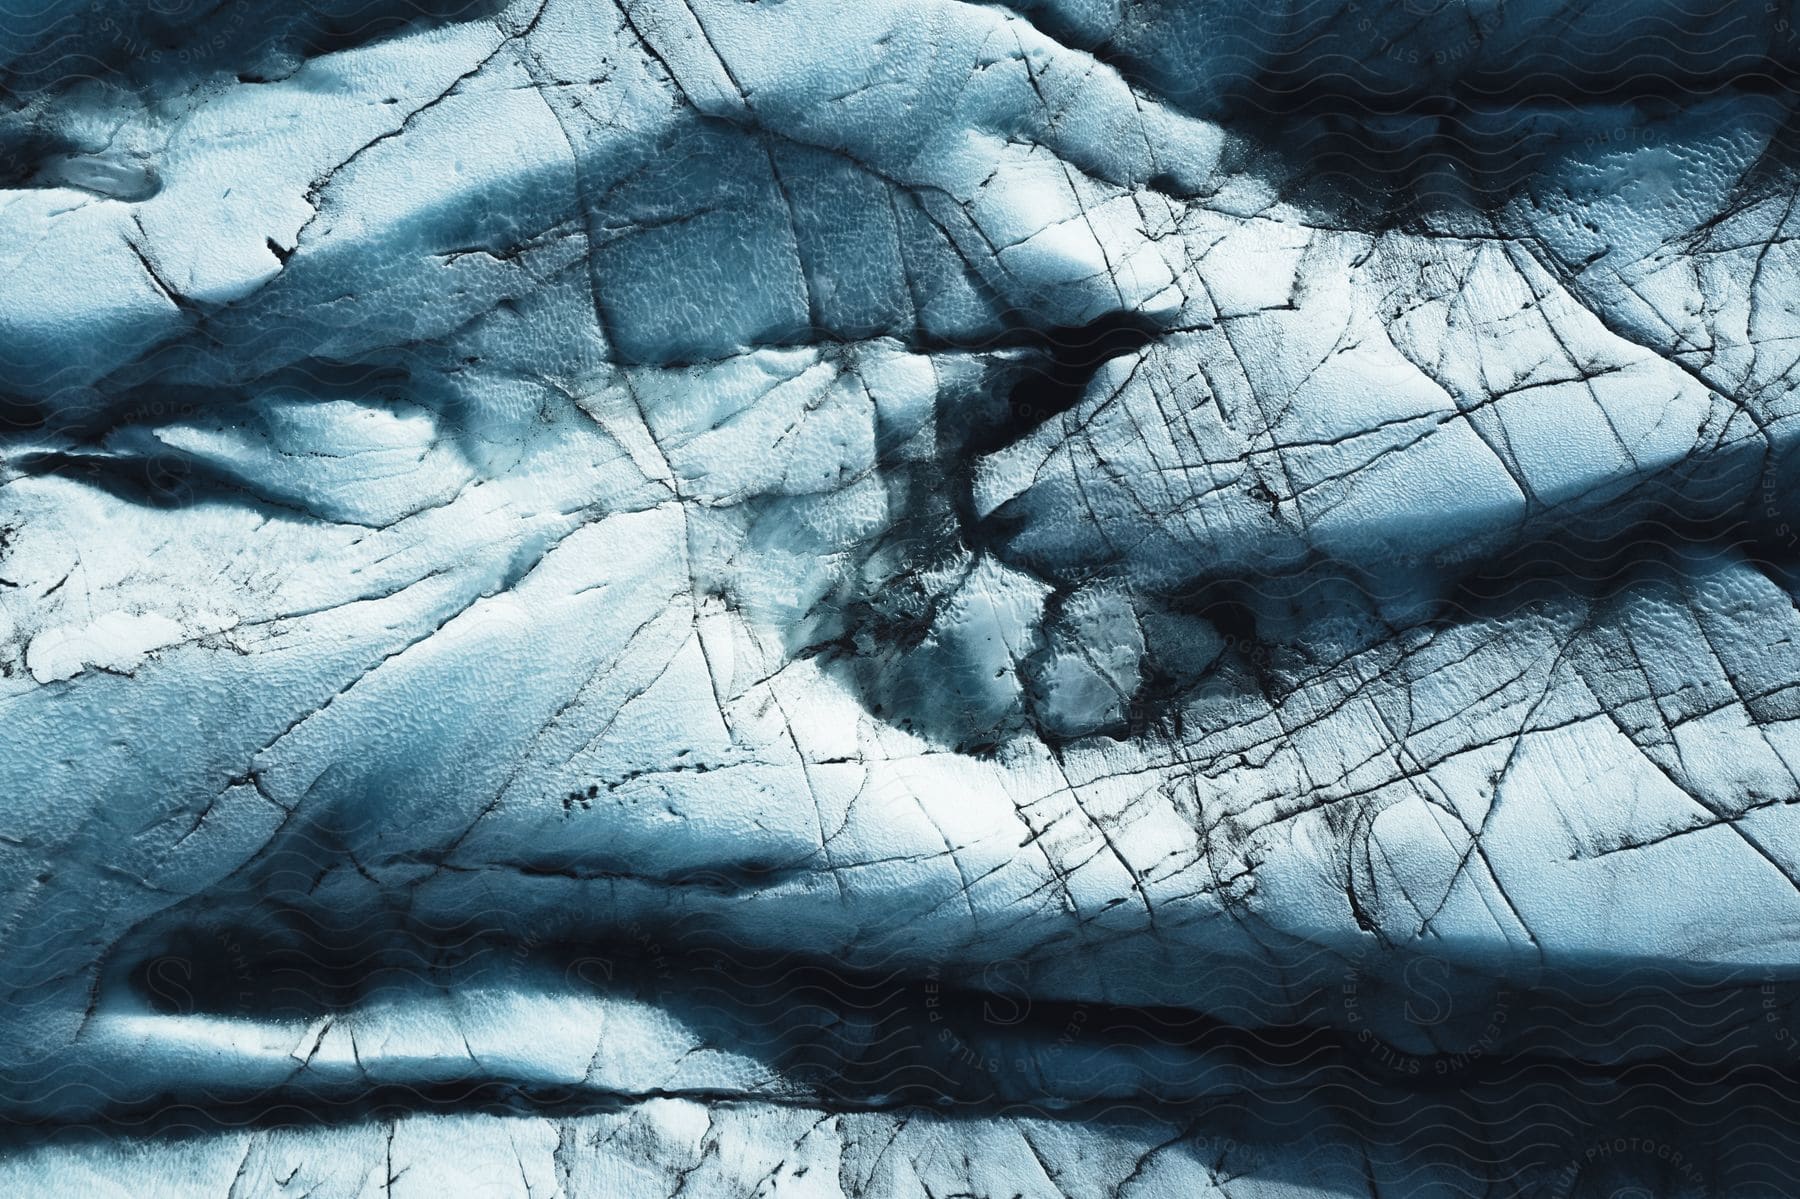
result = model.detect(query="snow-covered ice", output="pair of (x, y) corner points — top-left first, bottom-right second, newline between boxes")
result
(1, 0), (1799, 1193)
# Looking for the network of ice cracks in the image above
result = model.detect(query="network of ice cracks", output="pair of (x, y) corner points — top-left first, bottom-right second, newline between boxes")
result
(2, 0), (1800, 1194)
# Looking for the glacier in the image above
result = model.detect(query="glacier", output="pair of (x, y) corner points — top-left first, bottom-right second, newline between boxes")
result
(2, 0), (1800, 1193)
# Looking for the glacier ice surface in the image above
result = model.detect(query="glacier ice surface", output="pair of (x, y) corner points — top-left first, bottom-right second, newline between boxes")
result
(2, 0), (1800, 1193)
